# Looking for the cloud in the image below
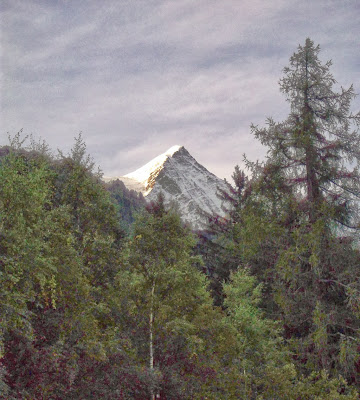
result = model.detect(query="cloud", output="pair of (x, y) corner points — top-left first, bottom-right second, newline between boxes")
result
(1, 0), (359, 180)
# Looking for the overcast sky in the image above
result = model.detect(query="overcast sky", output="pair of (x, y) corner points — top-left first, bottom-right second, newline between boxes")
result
(1, 0), (359, 180)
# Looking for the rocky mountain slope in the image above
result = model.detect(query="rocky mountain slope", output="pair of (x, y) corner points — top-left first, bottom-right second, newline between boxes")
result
(104, 145), (227, 229)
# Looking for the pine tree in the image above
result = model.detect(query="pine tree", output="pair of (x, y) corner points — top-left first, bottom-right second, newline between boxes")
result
(251, 38), (360, 228)
(247, 38), (360, 384)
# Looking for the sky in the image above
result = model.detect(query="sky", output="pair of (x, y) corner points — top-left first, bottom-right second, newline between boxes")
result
(1, 0), (359, 180)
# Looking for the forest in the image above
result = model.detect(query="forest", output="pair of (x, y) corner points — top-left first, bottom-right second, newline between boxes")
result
(1, 39), (360, 399)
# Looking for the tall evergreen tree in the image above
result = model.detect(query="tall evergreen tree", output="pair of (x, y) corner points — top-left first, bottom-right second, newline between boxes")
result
(203, 39), (360, 389)
(251, 38), (360, 228)
(246, 38), (360, 384)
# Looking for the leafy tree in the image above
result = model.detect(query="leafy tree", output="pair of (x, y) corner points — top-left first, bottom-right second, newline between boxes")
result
(0, 150), (56, 341)
(54, 134), (125, 288)
(0, 136), (127, 398)
(127, 195), (204, 397)
(125, 195), (244, 398)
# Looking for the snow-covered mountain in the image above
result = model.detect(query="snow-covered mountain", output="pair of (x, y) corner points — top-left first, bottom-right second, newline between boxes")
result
(104, 145), (228, 229)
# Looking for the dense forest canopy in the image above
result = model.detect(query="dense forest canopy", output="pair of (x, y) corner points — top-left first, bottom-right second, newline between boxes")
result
(1, 39), (360, 399)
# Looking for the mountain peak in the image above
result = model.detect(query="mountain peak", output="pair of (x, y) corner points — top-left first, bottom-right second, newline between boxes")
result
(164, 145), (183, 156)
(106, 145), (227, 229)
(124, 145), (185, 190)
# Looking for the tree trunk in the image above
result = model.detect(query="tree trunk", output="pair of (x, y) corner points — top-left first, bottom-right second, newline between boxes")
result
(303, 51), (320, 223)
(150, 279), (155, 400)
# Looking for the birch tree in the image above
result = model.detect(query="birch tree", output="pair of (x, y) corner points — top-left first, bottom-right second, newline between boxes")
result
(128, 196), (202, 398)
(127, 195), (243, 399)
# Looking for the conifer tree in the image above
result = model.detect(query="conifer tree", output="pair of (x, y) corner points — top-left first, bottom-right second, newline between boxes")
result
(203, 39), (360, 390)
(251, 38), (360, 228)
(245, 38), (360, 385)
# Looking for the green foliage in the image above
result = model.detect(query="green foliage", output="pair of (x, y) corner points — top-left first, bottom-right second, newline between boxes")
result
(223, 268), (294, 399)
(53, 134), (125, 289)
(125, 197), (228, 397)
(0, 151), (56, 338)
(105, 179), (145, 232)
(202, 38), (360, 395)
(223, 268), (276, 348)
(0, 135), (129, 398)
(293, 371), (358, 400)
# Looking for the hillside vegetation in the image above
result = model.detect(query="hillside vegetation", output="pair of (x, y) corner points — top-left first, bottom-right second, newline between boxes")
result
(1, 39), (360, 399)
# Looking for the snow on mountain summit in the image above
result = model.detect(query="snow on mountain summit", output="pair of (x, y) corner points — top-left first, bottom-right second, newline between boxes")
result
(106, 145), (228, 229)
(125, 145), (183, 195)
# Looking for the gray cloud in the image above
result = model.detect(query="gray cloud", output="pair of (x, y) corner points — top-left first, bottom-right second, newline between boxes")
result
(1, 0), (359, 180)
